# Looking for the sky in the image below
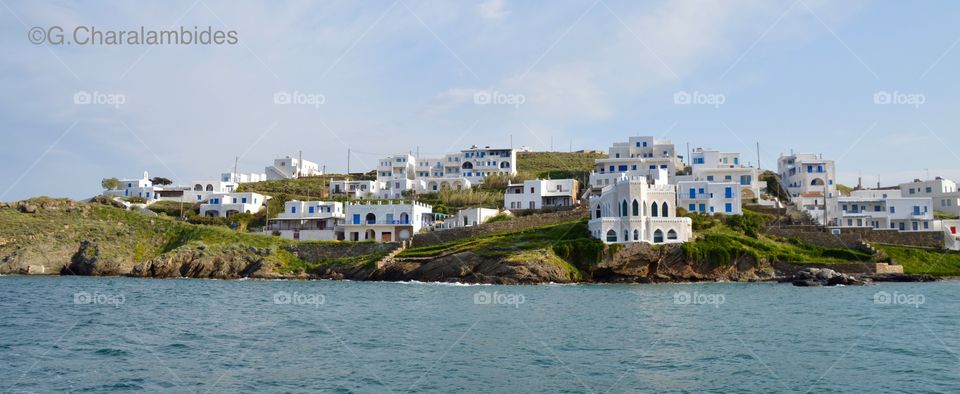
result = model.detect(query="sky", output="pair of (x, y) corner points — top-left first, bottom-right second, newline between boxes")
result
(1, 0), (959, 201)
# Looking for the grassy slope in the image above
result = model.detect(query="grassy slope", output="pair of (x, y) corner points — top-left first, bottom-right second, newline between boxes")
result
(516, 151), (604, 182)
(0, 198), (384, 274)
(875, 245), (960, 276)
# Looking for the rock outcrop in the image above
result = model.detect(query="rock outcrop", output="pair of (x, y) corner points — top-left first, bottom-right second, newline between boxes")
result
(790, 267), (865, 286)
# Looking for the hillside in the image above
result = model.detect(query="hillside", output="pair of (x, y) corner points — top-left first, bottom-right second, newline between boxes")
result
(516, 151), (604, 183)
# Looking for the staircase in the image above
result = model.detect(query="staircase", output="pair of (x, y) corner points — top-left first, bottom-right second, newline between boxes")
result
(374, 240), (410, 269)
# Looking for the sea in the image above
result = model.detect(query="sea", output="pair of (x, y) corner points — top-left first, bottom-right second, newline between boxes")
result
(1, 276), (958, 393)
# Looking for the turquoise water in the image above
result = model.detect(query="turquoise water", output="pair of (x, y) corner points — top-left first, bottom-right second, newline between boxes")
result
(1, 276), (958, 393)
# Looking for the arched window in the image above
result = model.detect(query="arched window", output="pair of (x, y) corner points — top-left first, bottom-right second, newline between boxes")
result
(205, 184), (214, 192)
(623, 230), (627, 241)
(633, 229), (639, 241)
(661, 202), (669, 217)
(400, 212), (409, 224)
(651, 202), (659, 217)
(653, 229), (664, 243)
(462, 162), (474, 170)
(621, 200), (628, 217)
(595, 205), (601, 219)
(605, 230), (617, 242)
(632, 200), (639, 216)
(193, 184), (202, 191)
(667, 229), (678, 240)
(811, 178), (825, 186)
(365, 213), (377, 224)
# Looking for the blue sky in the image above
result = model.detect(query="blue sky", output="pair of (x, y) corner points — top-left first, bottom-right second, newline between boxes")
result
(1, 0), (958, 200)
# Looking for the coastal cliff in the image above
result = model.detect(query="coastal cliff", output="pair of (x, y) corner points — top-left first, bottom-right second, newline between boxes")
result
(0, 198), (952, 282)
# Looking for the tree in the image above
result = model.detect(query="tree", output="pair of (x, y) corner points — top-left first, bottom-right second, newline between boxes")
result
(101, 178), (119, 190)
(150, 177), (173, 186)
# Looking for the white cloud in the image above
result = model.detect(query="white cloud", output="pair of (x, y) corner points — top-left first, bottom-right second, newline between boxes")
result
(477, 0), (509, 19)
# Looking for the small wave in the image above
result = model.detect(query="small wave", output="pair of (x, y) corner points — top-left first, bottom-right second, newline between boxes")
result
(390, 280), (492, 287)
(94, 348), (131, 357)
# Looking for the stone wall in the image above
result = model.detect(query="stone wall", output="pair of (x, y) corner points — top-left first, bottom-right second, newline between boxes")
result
(765, 226), (944, 249)
(285, 242), (397, 262)
(412, 209), (589, 248)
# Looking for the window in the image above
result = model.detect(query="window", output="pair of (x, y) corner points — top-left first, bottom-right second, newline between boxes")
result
(632, 200), (639, 216)
(913, 206), (921, 215)
(661, 202), (669, 217)
(725, 203), (732, 213)
(689, 204), (696, 211)
(651, 202), (659, 217)
(889, 206), (895, 214)
(807, 165), (813, 173)
(653, 229), (664, 243)
(689, 189), (696, 199)
(699, 204), (705, 212)
(706, 176), (714, 181)
(291, 206), (297, 214)
(606, 230), (617, 242)
(926, 187), (932, 193)
(924, 222), (929, 229)
(618, 165), (628, 171)
(308, 206), (315, 214)
(353, 214), (360, 224)
(621, 201), (628, 217)
(667, 230), (678, 240)
(530, 187), (535, 194)
(724, 187), (733, 199)
(241, 197), (247, 204)
(633, 230), (639, 241)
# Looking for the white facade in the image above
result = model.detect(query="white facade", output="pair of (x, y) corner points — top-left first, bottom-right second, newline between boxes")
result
(942, 219), (960, 250)
(898, 177), (960, 217)
(103, 171), (164, 202)
(504, 179), (580, 210)
(836, 189), (938, 232)
(343, 201), (434, 242)
(588, 172), (693, 245)
(266, 201), (344, 241)
(199, 192), (268, 218)
(592, 136), (684, 185)
(441, 208), (502, 229)
(265, 156), (322, 180)
(186, 179), (238, 203)
(377, 145), (516, 196)
(329, 180), (379, 199)
(677, 181), (743, 215)
(687, 148), (762, 201)
(221, 172), (267, 184)
(778, 153), (837, 199)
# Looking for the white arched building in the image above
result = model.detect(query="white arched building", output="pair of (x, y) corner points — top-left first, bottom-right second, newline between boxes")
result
(588, 171), (692, 244)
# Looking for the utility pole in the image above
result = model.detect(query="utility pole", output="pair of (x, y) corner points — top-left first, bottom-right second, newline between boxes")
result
(233, 156), (239, 181)
(756, 142), (761, 171)
(550, 136), (553, 151)
(298, 150), (303, 178)
(347, 148), (351, 175)
(685, 142), (690, 166)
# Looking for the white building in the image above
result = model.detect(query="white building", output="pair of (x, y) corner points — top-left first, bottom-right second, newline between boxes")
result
(592, 136), (684, 185)
(677, 181), (742, 215)
(199, 192), (268, 218)
(441, 207), (502, 229)
(329, 179), (379, 199)
(266, 201), (344, 241)
(103, 171), (163, 202)
(685, 148), (762, 202)
(186, 179), (238, 203)
(376, 145), (516, 196)
(343, 201), (435, 242)
(898, 177), (960, 217)
(777, 153), (837, 200)
(221, 172), (267, 184)
(265, 156), (322, 180)
(836, 189), (938, 232)
(504, 179), (580, 210)
(942, 219), (960, 250)
(588, 170), (693, 244)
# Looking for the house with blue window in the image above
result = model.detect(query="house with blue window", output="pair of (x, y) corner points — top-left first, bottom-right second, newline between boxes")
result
(835, 189), (938, 233)
(676, 180), (743, 215)
(343, 200), (435, 242)
(590, 136), (684, 189)
(685, 148), (762, 202)
(266, 200), (344, 241)
(375, 146), (516, 198)
(199, 192), (268, 218)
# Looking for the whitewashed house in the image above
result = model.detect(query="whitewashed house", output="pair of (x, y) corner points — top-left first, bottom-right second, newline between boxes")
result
(266, 201), (344, 241)
(778, 153), (837, 200)
(329, 179), (379, 199)
(221, 172), (267, 184)
(376, 145), (516, 196)
(504, 179), (580, 210)
(942, 219), (960, 250)
(898, 177), (960, 217)
(588, 170), (693, 244)
(685, 148), (761, 201)
(343, 201), (434, 242)
(592, 136), (684, 185)
(676, 180), (742, 215)
(440, 207), (502, 229)
(836, 189), (938, 232)
(103, 171), (163, 202)
(199, 192), (268, 218)
(187, 179), (238, 203)
(265, 156), (322, 180)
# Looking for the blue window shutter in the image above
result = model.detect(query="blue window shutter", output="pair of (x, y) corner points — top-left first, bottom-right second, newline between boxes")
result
(725, 203), (732, 213)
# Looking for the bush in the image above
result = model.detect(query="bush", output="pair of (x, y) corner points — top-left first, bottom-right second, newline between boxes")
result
(125, 196), (148, 204)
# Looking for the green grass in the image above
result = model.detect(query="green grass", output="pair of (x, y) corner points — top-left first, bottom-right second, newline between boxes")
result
(875, 245), (960, 276)
(415, 189), (503, 210)
(236, 174), (373, 200)
(516, 151), (603, 184)
(683, 226), (874, 266)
